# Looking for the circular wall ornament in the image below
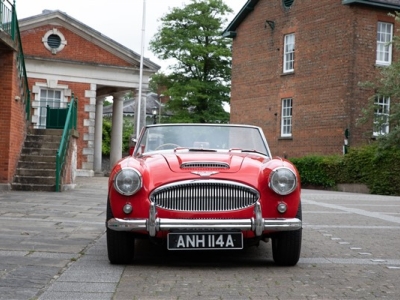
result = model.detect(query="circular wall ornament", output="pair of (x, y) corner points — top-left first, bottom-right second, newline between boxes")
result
(42, 28), (67, 54)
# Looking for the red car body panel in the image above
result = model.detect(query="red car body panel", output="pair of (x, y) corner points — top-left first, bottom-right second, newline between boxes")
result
(108, 152), (301, 236)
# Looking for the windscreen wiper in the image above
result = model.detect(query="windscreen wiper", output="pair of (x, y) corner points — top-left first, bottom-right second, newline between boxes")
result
(188, 148), (217, 152)
(230, 148), (268, 156)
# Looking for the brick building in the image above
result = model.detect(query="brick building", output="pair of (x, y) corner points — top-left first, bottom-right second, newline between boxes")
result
(19, 9), (159, 176)
(0, 3), (159, 190)
(224, 0), (400, 158)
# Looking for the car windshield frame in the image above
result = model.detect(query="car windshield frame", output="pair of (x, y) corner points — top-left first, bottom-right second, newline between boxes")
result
(133, 124), (272, 158)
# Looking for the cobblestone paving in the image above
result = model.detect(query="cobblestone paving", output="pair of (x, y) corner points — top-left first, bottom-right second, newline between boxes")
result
(1, 179), (400, 300)
(113, 190), (400, 300)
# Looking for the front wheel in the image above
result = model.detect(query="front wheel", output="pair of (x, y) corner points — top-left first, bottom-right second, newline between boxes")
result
(271, 204), (302, 266)
(106, 199), (135, 264)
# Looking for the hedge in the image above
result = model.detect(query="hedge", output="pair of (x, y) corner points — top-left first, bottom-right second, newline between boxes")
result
(290, 145), (400, 195)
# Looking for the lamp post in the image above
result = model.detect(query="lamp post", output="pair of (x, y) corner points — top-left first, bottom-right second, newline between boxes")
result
(152, 106), (157, 124)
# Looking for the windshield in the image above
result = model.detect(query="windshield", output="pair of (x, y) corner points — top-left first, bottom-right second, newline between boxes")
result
(134, 124), (271, 157)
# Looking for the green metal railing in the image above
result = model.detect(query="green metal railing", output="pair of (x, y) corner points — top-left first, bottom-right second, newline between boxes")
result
(1, 0), (31, 120)
(55, 95), (77, 192)
(16, 17), (31, 120)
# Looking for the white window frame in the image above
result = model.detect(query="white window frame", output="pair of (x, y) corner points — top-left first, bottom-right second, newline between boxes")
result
(376, 22), (393, 66)
(283, 33), (295, 73)
(373, 96), (390, 136)
(37, 89), (65, 128)
(281, 98), (293, 137)
(40, 88), (64, 106)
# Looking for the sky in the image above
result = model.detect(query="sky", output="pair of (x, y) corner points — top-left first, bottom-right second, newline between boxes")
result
(15, 0), (247, 71)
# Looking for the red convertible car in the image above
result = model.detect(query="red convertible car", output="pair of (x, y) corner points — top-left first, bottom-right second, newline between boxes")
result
(106, 124), (302, 266)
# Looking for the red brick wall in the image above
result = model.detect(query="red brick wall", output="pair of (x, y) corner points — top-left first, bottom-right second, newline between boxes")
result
(21, 25), (133, 67)
(0, 51), (27, 183)
(230, 0), (396, 158)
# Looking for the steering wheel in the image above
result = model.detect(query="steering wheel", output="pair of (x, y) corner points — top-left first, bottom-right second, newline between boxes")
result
(155, 143), (180, 150)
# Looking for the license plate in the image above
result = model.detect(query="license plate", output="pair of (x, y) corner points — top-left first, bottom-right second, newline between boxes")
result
(167, 232), (243, 250)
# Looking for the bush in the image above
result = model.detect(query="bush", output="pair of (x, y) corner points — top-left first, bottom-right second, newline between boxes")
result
(290, 145), (400, 195)
(290, 155), (339, 188)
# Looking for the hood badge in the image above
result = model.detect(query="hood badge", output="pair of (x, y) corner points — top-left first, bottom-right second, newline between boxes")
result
(191, 171), (219, 177)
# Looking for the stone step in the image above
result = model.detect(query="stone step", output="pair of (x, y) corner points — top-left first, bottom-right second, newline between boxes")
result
(21, 147), (58, 156)
(23, 141), (60, 150)
(13, 175), (55, 185)
(19, 154), (56, 163)
(11, 183), (56, 192)
(28, 128), (63, 136)
(15, 168), (55, 177)
(25, 135), (62, 143)
(17, 161), (56, 169)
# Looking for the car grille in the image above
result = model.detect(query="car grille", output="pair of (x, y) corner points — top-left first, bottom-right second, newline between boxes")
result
(150, 180), (259, 212)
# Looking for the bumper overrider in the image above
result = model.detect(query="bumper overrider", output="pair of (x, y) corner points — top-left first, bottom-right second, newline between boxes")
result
(107, 201), (302, 237)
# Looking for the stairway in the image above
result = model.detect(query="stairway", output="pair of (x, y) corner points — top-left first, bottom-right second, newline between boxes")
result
(12, 129), (62, 191)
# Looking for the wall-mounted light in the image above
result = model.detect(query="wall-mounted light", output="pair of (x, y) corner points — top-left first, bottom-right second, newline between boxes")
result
(265, 20), (275, 30)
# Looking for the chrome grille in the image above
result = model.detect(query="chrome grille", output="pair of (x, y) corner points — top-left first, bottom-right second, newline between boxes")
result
(150, 180), (259, 212)
(181, 162), (230, 170)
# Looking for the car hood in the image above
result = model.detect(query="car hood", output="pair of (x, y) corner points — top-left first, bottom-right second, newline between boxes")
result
(156, 152), (268, 174)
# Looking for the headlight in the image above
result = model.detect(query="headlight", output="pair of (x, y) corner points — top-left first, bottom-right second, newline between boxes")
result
(269, 167), (297, 195)
(114, 168), (142, 196)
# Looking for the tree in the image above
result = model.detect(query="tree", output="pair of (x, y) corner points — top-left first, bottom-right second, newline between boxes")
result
(149, 0), (233, 123)
(358, 12), (400, 150)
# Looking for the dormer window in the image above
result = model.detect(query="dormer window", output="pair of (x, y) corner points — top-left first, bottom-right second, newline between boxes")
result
(42, 28), (67, 54)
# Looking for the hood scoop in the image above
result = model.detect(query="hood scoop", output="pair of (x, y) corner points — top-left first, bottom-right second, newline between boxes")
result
(181, 162), (230, 170)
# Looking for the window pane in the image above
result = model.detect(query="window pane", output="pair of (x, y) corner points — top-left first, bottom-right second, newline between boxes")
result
(376, 22), (393, 65)
(281, 98), (293, 137)
(283, 33), (295, 73)
(373, 96), (390, 136)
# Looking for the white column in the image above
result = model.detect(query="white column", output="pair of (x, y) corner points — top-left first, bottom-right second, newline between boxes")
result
(94, 97), (104, 174)
(110, 92), (125, 167)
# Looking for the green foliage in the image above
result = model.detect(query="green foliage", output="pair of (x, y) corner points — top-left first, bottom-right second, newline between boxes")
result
(149, 0), (233, 123)
(290, 145), (400, 195)
(149, 73), (171, 94)
(102, 118), (112, 155)
(102, 117), (134, 156)
(122, 119), (134, 154)
(290, 156), (338, 188)
(343, 145), (400, 195)
(103, 99), (112, 107)
(358, 12), (400, 150)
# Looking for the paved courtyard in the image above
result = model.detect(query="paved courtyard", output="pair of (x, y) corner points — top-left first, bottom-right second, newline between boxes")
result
(0, 177), (399, 299)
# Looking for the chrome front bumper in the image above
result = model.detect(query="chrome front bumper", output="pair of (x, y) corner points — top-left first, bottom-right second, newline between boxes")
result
(107, 202), (302, 237)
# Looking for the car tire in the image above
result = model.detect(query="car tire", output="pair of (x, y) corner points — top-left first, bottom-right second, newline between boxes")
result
(271, 203), (302, 266)
(106, 199), (135, 264)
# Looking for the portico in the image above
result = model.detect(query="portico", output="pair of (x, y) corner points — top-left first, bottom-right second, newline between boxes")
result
(19, 9), (160, 178)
